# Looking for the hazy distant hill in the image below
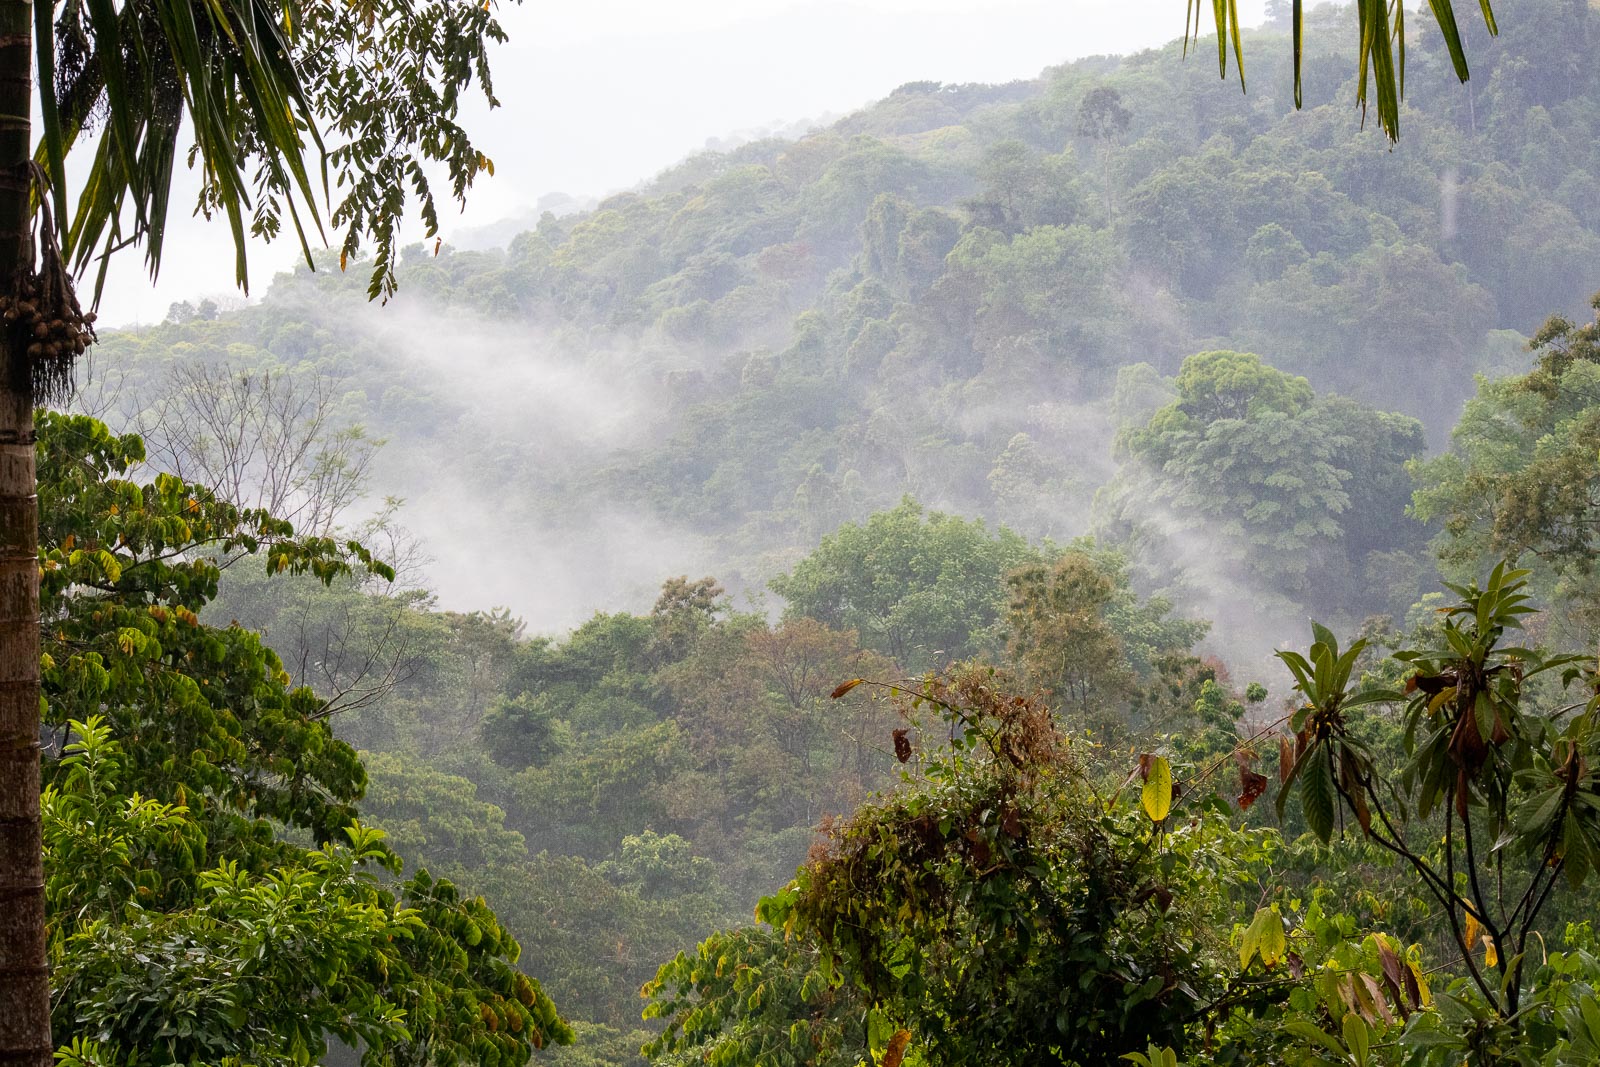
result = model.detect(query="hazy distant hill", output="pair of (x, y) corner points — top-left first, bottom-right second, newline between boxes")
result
(90, 0), (1600, 630)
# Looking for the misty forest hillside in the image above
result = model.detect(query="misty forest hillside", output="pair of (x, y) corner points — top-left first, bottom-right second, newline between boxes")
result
(93, 0), (1600, 635)
(67, 1), (1600, 1063)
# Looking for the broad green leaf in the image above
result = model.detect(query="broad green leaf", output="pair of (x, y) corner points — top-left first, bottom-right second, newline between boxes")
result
(1343, 1012), (1370, 1066)
(1301, 751), (1336, 844)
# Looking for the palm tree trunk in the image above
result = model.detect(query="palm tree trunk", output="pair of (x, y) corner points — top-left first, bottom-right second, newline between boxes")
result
(0, 0), (47, 1062)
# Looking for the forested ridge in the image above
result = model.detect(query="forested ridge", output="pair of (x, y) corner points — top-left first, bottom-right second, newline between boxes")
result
(92, 0), (1600, 632)
(36, 0), (1600, 1064)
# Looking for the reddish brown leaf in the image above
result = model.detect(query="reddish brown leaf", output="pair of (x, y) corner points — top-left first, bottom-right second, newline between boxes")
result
(883, 1030), (912, 1067)
(1132, 884), (1174, 911)
(1138, 752), (1153, 782)
(892, 728), (912, 763)
(1360, 973), (1395, 1025)
(1376, 938), (1409, 1017)
(1340, 749), (1372, 834)
(1287, 951), (1304, 979)
(1414, 672), (1454, 696)
(1238, 768), (1269, 811)
(967, 832), (991, 866)
(1337, 975), (1361, 1016)
(1351, 789), (1372, 834)
(830, 678), (864, 699)
(1279, 736), (1294, 785)
(1000, 807), (1022, 839)
(1401, 960), (1422, 1011)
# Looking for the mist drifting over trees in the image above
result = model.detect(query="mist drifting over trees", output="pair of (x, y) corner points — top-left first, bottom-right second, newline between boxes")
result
(23, 0), (1600, 1065)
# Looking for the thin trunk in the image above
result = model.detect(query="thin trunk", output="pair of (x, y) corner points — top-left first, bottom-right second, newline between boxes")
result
(0, 0), (46, 1061)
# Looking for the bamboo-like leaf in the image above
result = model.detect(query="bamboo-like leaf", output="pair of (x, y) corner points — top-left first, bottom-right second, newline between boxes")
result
(1277, 649), (1314, 692)
(1181, 0), (1500, 142)
(1343, 689), (1402, 710)
(1213, 0), (1227, 76)
(82, 0), (148, 225)
(1427, 0), (1473, 81)
(33, 0), (68, 230)
(1311, 621), (1337, 653)
(1393, 0), (1405, 101)
(1292, 0), (1304, 107)
(1478, 0), (1497, 36)
(1226, 0), (1246, 92)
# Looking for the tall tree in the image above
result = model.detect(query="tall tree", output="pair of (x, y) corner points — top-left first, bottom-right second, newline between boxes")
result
(0, 0), (513, 1057)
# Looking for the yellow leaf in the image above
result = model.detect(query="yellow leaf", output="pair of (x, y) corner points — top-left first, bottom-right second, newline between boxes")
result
(1141, 756), (1173, 822)
(1482, 935), (1498, 968)
(1239, 906), (1286, 969)
(1407, 959), (1432, 1007)
(831, 678), (865, 699)
(1257, 908), (1286, 967)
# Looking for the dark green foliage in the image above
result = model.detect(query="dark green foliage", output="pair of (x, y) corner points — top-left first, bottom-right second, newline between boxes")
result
(36, 411), (571, 1066)
(770, 498), (1037, 669)
(1413, 294), (1600, 637)
(1103, 350), (1427, 616)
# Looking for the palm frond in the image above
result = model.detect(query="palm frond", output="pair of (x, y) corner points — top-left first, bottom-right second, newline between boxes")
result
(35, 0), (507, 304)
(1190, 0), (1498, 142)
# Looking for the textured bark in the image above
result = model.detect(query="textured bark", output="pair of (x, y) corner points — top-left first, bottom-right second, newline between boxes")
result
(0, 0), (47, 1061)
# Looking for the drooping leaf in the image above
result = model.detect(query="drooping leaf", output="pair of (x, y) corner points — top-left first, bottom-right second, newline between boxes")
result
(1300, 751), (1336, 844)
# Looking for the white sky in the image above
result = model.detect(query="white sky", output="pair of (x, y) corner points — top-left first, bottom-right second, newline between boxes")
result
(93, 0), (1267, 327)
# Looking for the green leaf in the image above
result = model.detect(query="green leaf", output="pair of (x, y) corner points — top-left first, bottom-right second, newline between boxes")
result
(1310, 622), (1338, 650)
(1282, 1019), (1346, 1056)
(1343, 1012), (1370, 1066)
(1301, 751), (1336, 844)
